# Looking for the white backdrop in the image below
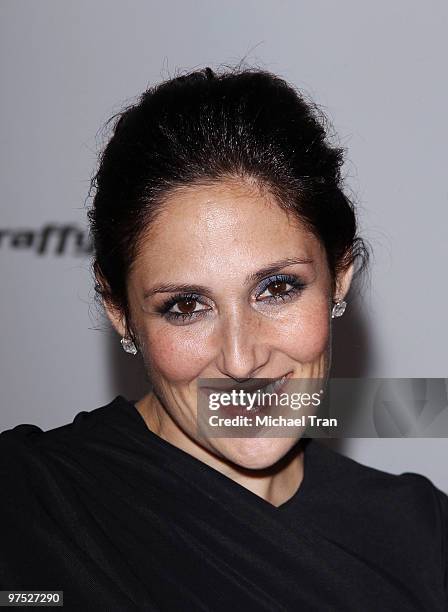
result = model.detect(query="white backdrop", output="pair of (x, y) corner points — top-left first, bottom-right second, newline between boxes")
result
(1, 0), (447, 492)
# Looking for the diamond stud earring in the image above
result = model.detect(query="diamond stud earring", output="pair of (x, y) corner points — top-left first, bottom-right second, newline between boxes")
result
(120, 337), (138, 355)
(331, 299), (347, 319)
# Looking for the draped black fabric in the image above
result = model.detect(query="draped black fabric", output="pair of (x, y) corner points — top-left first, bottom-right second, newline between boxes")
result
(0, 395), (447, 611)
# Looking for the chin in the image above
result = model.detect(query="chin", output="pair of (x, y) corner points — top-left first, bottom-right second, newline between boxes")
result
(218, 437), (298, 471)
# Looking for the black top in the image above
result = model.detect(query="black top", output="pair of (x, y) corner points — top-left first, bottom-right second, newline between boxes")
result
(0, 395), (447, 611)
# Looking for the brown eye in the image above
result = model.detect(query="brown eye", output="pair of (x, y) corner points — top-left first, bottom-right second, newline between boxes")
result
(267, 280), (287, 296)
(158, 292), (211, 322)
(177, 298), (197, 314)
(256, 276), (305, 305)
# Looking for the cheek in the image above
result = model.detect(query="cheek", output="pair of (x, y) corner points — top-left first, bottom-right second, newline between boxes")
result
(142, 326), (211, 382)
(274, 301), (330, 362)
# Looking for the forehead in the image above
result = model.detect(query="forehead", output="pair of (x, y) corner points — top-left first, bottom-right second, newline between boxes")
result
(132, 179), (326, 277)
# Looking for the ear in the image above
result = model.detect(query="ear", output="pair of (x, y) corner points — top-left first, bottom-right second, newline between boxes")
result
(334, 262), (354, 302)
(94, 265), (129, 338)
(103, 299), (128, 339)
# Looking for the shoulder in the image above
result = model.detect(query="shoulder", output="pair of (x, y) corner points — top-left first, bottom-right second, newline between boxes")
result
(308, 439), (448, 521)
(0, 395), (134, 488)
(0, 395), (133, 446)
(0, 395), (138, 534)
(306, 440), (448, 591)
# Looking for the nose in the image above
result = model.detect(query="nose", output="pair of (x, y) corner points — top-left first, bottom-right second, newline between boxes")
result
(215, 305), (270, 380)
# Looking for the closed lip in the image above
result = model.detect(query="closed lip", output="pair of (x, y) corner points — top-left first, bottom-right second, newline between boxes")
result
(199, 372), (293, 394)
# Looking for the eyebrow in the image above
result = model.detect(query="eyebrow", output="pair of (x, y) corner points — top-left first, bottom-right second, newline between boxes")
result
(142, 257), (313, 299)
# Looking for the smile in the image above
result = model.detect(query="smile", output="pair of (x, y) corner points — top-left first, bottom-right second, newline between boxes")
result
(199, 372), (293, 396)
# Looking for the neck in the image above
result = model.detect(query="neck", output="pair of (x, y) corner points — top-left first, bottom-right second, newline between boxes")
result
(135, 391), (305, 508)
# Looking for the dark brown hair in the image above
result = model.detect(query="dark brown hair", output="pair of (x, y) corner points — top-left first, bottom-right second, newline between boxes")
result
(87, 66), (369, 338)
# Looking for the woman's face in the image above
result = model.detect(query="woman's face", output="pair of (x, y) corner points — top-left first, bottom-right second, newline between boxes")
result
(107, 179), (352, 470)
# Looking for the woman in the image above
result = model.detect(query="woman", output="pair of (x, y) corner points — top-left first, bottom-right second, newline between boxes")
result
(1, 67), (446, 611)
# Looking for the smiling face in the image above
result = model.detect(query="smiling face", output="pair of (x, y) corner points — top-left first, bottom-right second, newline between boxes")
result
(105, 178), (353, 471)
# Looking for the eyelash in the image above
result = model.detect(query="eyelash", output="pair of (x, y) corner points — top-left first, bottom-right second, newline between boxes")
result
(156, 274), (307, 323)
